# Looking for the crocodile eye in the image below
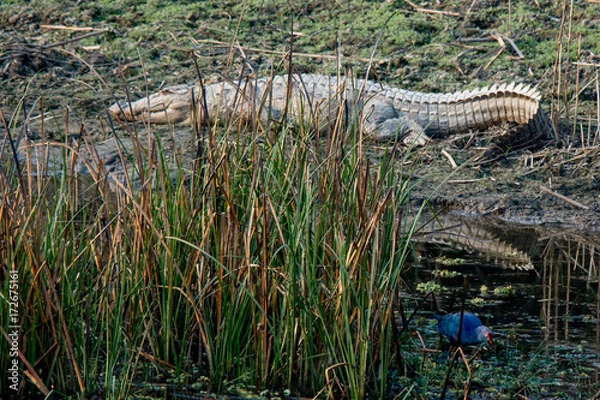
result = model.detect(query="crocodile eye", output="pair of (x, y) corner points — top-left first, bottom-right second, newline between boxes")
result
(168, 100), (191, 111)
(149, 102), (168, 112)
(146, 99), (191, 124)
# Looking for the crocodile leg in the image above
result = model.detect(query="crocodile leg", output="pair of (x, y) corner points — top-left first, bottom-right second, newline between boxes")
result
(363, 100), (432, 145)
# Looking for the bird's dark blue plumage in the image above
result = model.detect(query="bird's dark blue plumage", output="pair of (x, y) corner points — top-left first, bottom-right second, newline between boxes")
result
(434, 312), (493, 346)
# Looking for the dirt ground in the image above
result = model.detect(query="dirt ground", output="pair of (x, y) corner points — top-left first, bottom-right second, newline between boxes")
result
(2, 0), (600, 229)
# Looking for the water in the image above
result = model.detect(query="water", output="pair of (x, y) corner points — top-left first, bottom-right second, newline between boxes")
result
(409, 212), (600, 397)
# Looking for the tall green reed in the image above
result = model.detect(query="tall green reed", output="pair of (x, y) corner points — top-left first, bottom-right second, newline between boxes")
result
(0, 86), (418, 398)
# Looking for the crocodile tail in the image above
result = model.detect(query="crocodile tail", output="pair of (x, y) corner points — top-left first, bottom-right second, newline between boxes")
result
(419, 83), (554, 143)
(483, 83), (555, 148)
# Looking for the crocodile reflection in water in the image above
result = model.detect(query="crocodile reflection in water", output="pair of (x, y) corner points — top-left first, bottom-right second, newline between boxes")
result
(411, 212), (538, 271)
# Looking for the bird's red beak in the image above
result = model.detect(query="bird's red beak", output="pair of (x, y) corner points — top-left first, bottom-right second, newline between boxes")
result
(486, 332), (493, 347)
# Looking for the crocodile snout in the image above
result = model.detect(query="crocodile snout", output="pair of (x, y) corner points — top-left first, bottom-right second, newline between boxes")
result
(108, 88), (193, 125)
(108, 101), (140, 122)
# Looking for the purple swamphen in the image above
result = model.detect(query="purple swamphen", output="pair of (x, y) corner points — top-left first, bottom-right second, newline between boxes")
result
(435, 312), (493, 347)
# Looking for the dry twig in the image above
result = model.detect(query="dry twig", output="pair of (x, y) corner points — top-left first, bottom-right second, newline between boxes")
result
(441, 149), (458, 169)
(499, 34), (525, 58)
(540, 185), (591, 210)
(484, 37), (506, 71)
(40, 24), (103, 32)
(44, 29), (108, 49)
(405, 0), (461, 17)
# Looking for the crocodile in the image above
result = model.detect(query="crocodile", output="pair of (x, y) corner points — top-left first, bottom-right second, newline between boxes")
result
(109, 73), (554, 146)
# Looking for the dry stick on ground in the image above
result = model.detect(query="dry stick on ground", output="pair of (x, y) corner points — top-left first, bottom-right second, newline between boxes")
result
(43, 29), (108, 49)
(465, 34), (523, 76)
(484, 41), (505, 71)
(499, 34), (525, 58)
(540, 185), (591, 210)
(40, 24), (104, 32)
(519, 149), (596, 178)
(405, 0), (461, 17)
(466, 43), (505, 78)
(447, 178), (485, 184)
(573, 62), (600, 68)
(441, 149), (458, 169)
(452, 48), (479, 75)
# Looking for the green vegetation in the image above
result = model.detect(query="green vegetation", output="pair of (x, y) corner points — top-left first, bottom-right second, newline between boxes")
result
(0, 99), (427, 397)
(1, 0), (599, 398)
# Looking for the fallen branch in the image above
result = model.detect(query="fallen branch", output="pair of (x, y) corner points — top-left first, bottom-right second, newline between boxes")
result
(573, 61), (600, 68)
(540, 185), (590, 210)
(44, 29), (108, 49)
(500, 35), (524, 58)
(40, 24), (103, 32)
(483, 46), (505, 71)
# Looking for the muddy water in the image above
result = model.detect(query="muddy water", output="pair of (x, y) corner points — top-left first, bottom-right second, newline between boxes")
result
(411, 212), (600, 395)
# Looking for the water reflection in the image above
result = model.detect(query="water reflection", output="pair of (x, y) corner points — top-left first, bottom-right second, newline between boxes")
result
(411, 212), (600, 394)
(539, 229), (600, 338)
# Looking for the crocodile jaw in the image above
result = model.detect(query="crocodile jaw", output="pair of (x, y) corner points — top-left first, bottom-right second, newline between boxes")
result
(108, 85), (194, 125)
